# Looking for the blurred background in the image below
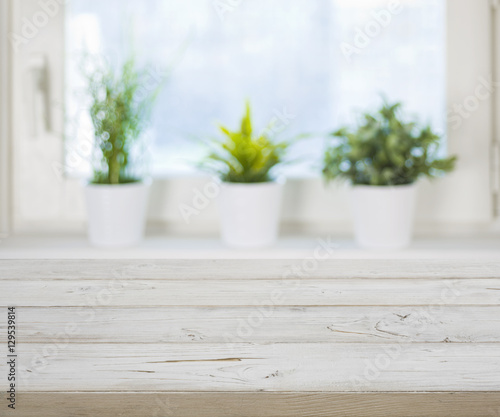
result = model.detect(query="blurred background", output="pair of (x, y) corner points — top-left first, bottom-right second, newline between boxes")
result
(65, 0), (445, 177)
(0, 0), (499, 256)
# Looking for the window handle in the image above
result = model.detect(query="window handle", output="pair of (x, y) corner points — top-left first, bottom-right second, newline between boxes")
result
(27, 54), (51, 138)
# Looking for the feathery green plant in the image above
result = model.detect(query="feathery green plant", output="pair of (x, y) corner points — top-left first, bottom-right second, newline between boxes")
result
(84, 55), (161, 184)
(201, 102), (289, 183)
(323, 101), (457, 186)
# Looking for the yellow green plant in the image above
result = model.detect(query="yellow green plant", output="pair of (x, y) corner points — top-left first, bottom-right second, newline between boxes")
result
(201, 102), (289, 183)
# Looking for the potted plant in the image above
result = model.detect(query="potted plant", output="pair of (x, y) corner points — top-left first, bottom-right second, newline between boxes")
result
(323, 101), (457, 249)
(201, 102), (289, 248)
(82, 56), (160, 247)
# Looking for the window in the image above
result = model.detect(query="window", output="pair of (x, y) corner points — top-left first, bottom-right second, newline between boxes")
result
(5, 0), (496, 234)
(66, 0), (446, 177)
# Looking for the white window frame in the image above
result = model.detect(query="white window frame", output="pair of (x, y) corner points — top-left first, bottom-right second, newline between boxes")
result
(0, 0), (13, 239)
(3, 0), (497, 237)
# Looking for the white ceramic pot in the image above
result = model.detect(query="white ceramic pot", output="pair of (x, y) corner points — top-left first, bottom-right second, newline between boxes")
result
(84, 180), (151, 248)
(218, 181), (284, 248)
(351, 184), (416, 249)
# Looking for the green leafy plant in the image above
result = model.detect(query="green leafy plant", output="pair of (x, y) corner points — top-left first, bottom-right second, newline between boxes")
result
(84, 56), (161, 184)
(323, 101), (457, 186)
(201, 102), (289, 183)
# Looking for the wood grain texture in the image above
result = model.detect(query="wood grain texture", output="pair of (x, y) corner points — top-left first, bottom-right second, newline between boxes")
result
(11, 306), (500, 344)
(13, 392), (500, 417)
(1, 278), (499, 306)
(1, 259), (499, 280)
(1, 259), (499, 415)
(4, 343), (500, 392)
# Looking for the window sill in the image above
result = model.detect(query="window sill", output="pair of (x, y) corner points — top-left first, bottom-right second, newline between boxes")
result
(1, 234), (499, 260)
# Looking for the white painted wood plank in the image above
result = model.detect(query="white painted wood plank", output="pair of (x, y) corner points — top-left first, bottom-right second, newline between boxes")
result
(11, 306), (500, 344)
(1, 279), (499, 306)
(1, 259), (499, 280)
(6, 343), (500, 392)
(14, 392), (500, 417)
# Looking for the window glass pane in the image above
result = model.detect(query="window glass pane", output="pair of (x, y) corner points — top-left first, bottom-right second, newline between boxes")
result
(66, 0), (446, 178)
